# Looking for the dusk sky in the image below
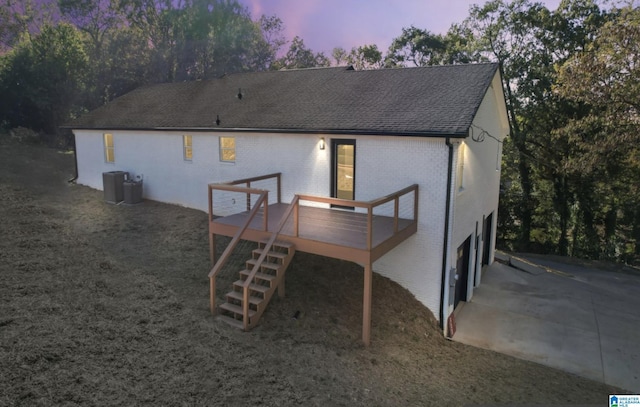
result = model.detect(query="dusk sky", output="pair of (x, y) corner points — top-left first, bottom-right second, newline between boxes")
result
(241, 0), (563, 57)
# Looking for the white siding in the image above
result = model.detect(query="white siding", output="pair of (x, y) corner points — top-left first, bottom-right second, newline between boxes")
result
(357, 136), (449, 319)
(75, 131), (330, 211)
(75, 130), (449, 319)
(446, 71), (509, 318)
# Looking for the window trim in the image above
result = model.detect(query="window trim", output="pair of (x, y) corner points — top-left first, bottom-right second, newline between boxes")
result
(219, 136), (236, 163)
(104, 133), (114, 163)
(183, 134), (193, 161)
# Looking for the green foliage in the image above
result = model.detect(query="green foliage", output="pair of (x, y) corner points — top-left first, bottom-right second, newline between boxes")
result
(118, 0), (281, 81)
(0, 23), (88, 137)
(0, 0), (287, 136)
(555, 4), (640, 260)
(271, 36), (330, 70)
(0, 0), (59, 52)
(332, 44), (383, 70)
(384, 25), (481, 67)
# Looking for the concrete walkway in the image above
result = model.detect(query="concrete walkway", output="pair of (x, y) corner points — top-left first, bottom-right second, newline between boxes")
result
(452, 255), (640, 392)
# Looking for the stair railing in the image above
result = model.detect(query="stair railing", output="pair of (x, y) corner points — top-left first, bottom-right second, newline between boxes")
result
(241, 195), (300, 330)
(209, 190), (268, 314)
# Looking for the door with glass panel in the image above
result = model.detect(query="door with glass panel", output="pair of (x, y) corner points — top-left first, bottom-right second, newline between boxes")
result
(331, 139), (355, 209)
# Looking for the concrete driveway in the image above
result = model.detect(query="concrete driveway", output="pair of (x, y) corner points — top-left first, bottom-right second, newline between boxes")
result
(452, 255), (640, 392)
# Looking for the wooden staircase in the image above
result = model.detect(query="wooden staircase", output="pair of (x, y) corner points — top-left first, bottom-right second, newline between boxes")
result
(217, 240), (295, 330)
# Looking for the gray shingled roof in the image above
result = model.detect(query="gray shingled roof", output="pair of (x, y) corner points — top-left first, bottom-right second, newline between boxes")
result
(67, 63), (499, 137)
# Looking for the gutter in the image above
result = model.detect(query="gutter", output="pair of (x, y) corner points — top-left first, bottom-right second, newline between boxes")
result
(59, 125), (469, 139)
(68, 147), (78, 183)
(440, 137), (455, 332)
(67, 132), (78, 183)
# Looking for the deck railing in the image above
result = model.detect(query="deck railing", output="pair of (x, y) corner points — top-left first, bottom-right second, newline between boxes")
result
(209, 172), (282, 222)
(209, 177), (418, 253)
(295, 184), (419, 250)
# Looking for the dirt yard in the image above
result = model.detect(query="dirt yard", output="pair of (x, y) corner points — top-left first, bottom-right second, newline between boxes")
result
(0, 141), (623, 406)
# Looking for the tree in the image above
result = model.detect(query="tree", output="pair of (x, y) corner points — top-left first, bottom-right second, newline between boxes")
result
(331, 46), (347, 65)
(120, 0), (283, 81)
(385, 25), (481, 67)
(58, 0), (123, 52)
(254, 15), (286, 69)
(271, 36), (330, 70)
(0, 23), (88, 137)
(332, 44), (383, 70)
(345, 44), (383, 70)
(556, 5), (640, 260)
(385, 26), (447, 67)
(0, 0), (59, 52)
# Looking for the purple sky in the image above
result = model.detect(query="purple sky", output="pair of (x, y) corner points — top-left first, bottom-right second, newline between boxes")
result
(241, 0), (562, 56)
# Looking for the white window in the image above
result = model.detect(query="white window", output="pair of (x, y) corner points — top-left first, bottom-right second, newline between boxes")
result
(456, 142), (465, 191)
(104, 133), (114, 163)
(219, 137), (235, 162)
(183, 135), (192, 161)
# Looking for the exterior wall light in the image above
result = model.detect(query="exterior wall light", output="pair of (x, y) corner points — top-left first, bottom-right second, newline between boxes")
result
(319, 137), (325, 150)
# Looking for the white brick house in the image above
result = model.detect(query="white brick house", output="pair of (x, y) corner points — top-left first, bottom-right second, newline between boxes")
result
(67, 64), (509, 339)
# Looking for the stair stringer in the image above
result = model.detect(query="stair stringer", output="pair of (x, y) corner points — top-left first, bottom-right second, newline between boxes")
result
(218, 240), (295, 330)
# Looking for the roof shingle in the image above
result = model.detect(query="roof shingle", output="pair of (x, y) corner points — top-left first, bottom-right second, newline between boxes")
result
(68, 63), (499, 137)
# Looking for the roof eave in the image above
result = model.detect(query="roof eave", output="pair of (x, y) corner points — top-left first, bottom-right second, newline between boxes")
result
(63, 125), (469, 138)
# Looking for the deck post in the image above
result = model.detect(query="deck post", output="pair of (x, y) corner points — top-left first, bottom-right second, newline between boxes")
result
(394, 196), (399, 233)
(277, 173), (282, 204)
(210, 233), (216, 266)
(208, 185), (213, 223)
(209, 277), (216, 315)
(363, 261), (372, 346)
(293, 199), (299, 236)
(246, 182), (251, 211)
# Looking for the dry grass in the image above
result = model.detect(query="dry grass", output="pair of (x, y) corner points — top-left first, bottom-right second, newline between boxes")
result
(0, 142), (622, 406)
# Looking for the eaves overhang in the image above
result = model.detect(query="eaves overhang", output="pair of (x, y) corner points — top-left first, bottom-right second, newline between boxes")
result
(62, 125), (470, 138)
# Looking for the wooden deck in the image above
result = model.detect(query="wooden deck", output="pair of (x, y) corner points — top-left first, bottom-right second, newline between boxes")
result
(207, 173), (419, 346)
(211, 203), (415, 265)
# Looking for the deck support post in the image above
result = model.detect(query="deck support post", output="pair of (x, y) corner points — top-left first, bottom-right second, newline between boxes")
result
(209, 277), (216, 315)
(362, 261), (372, 346)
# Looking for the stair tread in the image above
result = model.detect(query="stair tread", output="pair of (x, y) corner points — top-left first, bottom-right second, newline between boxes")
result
(252, 248), (288, 259)
(233, 280), (270, 293)
(239, 269), (276, 282)
(219, 302), (256, 317)
(246, 259), (280, 270)
(217, 314), (245, 330)
(261, 239), (294, 249)
(226, 290), (263, 305)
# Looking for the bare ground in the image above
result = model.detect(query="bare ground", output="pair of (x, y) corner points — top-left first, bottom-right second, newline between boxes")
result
(0, 141), (623, 406)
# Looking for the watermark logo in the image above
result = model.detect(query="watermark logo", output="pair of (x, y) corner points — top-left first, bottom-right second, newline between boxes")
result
(610, 395), (640, 407)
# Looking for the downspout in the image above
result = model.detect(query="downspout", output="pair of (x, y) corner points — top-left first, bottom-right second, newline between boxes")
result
(67, 132), (78, 183)
(440, 137), (454, 331)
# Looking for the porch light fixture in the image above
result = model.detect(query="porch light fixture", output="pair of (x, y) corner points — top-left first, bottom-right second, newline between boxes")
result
(319, 137), (325, 150)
